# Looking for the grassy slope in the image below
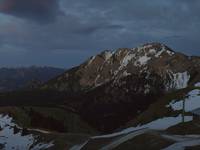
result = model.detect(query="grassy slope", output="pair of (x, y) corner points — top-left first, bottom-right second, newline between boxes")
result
(95, 86), (200, 150)
(125, 86), (197, 128)
(0, 106), (98, 149)
(0, 106), (97, 134)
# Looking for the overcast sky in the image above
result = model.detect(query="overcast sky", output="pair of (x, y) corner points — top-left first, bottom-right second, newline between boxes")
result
(0, 0), (199, 68)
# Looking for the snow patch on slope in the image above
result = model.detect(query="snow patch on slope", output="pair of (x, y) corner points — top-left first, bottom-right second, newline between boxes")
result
(91, 114), (193, 139)
(103, 51), (113, 60)
(195, 82), (200, 87)
(149, 49), (157, 54)
(166, 50), (175, 56)
(155, 48), (165, 57)
(121, 53), (135, 67)
(87, 56), (96, 65)
(70, 114), (193, 150)
(100, 116), (193, 150)
(0, 114), (54, 150)
(167, 89), (200, 112)
(166, 71), (190, 90)
(144, 84), (151, 94)
(135, 54), (151, 66)
(155, 45), (174, 57)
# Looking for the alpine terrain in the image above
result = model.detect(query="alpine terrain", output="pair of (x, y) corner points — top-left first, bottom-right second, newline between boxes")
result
(1, 43), (200, 150)
(42, 43), (200, 132)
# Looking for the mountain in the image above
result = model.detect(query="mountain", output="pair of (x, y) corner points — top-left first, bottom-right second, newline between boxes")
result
(1, 43), (200, 149)
(42, 43), (200, 93)
(42, 43), (200, 132)
(0, 66), (65, 92)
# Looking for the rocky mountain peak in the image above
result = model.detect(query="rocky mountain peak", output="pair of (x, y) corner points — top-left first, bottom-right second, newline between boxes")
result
(86, 42), (175, 69)
(42, 43), (200, 94)
(138, 42), (175, 56)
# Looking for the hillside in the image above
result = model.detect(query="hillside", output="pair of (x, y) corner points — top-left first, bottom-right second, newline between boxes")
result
(70, 83), (200, 150)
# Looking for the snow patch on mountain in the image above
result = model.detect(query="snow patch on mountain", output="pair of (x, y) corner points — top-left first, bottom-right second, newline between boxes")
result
(121, 44), (174, 67)
(166, 50), (175, 56)
(103, 51), (113, 60)
(143, 44), (175, 58)
(135, 54), (151, 66)
(149, 49), (157, 54)
(155, 48), (165, 58)
(122, 70), (131, 77)
(120, 53), (135, 68)
(144, 84), (151, 94)
(167, 89), (200, 112)
(195, 82), (200, 87)
(166, 71), (190, 90)
(0, 114), (54, 150)
(113, 52), (135, 75)
(99, 115), (193, 150)
(94, 74), (103, 87)
(70, 114), (193, 150)
(87, 56), (96, 65)
(91, 114), (192, 139)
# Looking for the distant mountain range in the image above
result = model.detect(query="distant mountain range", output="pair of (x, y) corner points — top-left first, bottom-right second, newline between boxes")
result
(0, 66), (65, 92)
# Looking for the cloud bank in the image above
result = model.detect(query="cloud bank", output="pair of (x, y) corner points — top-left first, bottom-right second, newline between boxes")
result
(0, 0), (199, 67)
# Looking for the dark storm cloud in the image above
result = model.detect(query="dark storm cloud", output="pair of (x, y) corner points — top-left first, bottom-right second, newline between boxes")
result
(0, 0), (62, 23)
(75, 24), (124, 34)
(0, 0), (200, 68)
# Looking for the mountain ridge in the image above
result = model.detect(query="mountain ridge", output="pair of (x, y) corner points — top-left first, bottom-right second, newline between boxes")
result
(42, 43), (200, 93)
(40, 42), (200, 132)
(0, 66), (65, 92)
